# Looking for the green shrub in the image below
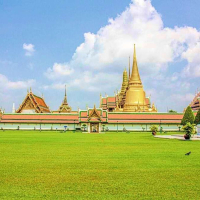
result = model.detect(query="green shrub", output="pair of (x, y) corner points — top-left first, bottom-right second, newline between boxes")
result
(81, 124), (87, 131)
(181, 106), (194, 125)
(182, 122), (195, 139)
(150, 125), (158, 133)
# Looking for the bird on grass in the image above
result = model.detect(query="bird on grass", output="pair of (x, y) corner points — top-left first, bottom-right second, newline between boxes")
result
(185, 151), (191, 155)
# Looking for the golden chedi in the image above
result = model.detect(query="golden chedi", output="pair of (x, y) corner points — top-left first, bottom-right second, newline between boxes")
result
(123, 45), (154, 112)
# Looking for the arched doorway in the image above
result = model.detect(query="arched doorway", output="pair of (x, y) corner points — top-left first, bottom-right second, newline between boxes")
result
(90, 123), (100, 133)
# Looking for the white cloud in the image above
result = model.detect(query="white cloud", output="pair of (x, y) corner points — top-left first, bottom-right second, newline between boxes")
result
(42, 83), (66, 90)
(181, 42), (200, 77)
(69, 71), (121, 92)
(0, 74), (35, 90)
(68, 0), (200, 75)
(171, 93), (194, 103)
(45, 63), (74, 80)
(23, 43), (35, 56)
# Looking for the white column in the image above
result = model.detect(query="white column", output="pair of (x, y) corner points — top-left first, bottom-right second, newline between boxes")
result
(12, 103), (15, 113)
(99, 123), (101, 133)
(88, 123), (90, 133)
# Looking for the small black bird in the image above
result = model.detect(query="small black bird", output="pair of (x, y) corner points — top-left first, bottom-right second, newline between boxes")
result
(185, 151), (191, 155)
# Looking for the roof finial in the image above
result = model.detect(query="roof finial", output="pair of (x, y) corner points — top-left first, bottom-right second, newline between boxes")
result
(30, 87), (32, 93)
(63, 85), (67, 104)
(129, 56), (130, 79)
(130, 44), (142, 84)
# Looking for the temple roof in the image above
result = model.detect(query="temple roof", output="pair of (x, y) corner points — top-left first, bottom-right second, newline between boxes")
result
(0, 113), (79, 124)
(16, 90), (50, 113)
(0, 111), (184, 125)
(58, 85), (71, 113)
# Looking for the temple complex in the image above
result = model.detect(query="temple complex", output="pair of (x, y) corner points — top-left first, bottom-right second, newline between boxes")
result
(0, 45), (193, 133)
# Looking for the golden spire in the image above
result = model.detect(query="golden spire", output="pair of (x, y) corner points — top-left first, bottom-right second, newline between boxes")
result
(100, 93), (102, 108)
(63, 85), (67, 104)
(130, 44), (142, 84)
(123, 68), (128, 83)
(129, 56), (131, 80)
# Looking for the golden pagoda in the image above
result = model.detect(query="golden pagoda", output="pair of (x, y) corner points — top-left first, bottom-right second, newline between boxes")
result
(58, 85), (72, 113)
(123, 44), (156, 112)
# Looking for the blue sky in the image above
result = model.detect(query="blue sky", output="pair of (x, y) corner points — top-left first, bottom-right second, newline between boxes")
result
(0, 0), (200, 112)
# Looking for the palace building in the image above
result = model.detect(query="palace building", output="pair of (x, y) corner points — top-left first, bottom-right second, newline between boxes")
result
(0, 45), (185, 132)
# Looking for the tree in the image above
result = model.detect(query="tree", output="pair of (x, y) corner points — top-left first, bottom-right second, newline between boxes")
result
(82, 124), (87, 131)
(181, 106), (194, 125)
(168, 109), (177, 113)
(194, 109), (200, 125)
(182, 122), (195, 139)
(150, 125), (158, 135)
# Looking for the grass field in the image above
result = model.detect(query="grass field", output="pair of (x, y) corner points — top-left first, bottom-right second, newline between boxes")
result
(0, 130), (200, 200)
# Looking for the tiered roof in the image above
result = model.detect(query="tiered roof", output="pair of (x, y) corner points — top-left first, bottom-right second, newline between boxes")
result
(16, 89), (50, 113)
(79, 106), (107, 123)
(58, 86), (72, 113)
(100, 96), (117, 111)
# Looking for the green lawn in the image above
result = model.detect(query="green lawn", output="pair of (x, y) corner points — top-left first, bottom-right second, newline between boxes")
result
(0, 130), (200, 200)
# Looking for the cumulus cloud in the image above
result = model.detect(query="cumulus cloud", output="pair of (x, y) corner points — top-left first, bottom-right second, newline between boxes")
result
(23, 43), (35, 56)
(42, 83), (66, 90)
(68, 0), (200, 75)
(44, 0), (200, 111)
(0, 74), (35, 90)
(45, 63), (74, 80)
(181, 42), (200, 77)
(68, 71), (121, 92)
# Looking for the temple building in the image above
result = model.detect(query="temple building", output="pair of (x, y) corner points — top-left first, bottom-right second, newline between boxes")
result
(100, 45), (157, 113)
(190, 92), (200, 111)
(16, 89), (50, 113)
(57, 86), (72, 113)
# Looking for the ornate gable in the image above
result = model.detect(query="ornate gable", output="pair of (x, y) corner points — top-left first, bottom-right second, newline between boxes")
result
(88, 105), (101, 121)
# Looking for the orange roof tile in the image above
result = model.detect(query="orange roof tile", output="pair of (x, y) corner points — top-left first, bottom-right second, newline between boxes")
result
(33, 95), (47, 108)
(107, 97), (116, 103)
